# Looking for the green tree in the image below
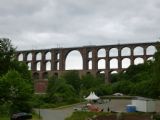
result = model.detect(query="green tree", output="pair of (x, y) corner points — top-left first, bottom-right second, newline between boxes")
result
(46, 75), (78, 104)
(61, 71), (81, 93)
(125, 61), (153, 82)
(79, 74), (105, 97)
(91, 84), (113, 96)
(46, 75), (58, 94)
(112, 80), (133, 95)
(151, 42), (160, 97)
(0, 70), (33, 114)
(0, 39), (34, 115)
(110, 72), (126, 83)
(0, 38), (15, 76)
(10, 60), (33, 84)
(0, 38), (32, 83)
(132, 80), (152, 97)
(81, 74), (95, 89)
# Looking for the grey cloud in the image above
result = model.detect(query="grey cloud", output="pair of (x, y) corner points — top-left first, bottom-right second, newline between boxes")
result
(0, 0), (46, 16)
(0, 0), (160, 50)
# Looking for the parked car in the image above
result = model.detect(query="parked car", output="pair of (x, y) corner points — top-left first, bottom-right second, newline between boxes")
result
(11, 112), (32, 120)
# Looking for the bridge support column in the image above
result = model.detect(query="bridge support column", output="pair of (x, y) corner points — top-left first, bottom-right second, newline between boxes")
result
(31, 52), (36, 71)
(59, 50), (65, 71)
(118, 48), (122, 72)
(41, 51), (46, 71)
(105, 48), (110, 83)
(92, 48), (98, 70)
(130, 47), (134, 65)
(82, 48), (88, 70)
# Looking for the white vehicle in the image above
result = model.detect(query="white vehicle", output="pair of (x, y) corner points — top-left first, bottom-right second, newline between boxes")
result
(113, 93), (123, 96)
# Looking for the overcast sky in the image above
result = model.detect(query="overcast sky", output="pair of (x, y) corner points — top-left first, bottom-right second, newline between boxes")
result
(0, 0), (160, 50)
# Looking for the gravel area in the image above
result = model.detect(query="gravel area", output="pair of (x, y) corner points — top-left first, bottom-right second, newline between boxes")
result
(35, 99), (160, 120)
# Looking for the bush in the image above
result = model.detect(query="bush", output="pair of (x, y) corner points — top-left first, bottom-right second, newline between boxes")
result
(65, 111), (97, 120)
(154, 114), (160, 120)
(112, 80), (133, 95)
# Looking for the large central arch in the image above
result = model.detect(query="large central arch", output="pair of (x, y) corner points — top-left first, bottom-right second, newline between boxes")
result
(65, 50), (83, 70)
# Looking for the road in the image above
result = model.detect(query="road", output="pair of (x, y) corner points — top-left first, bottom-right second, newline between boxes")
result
(35, 107), (74, 120)
(35, 99), (160, 120)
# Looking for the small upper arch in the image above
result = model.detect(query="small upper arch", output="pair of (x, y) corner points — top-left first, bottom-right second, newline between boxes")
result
(98, 48), (106, 57)
(109, 48), (118, 57)
(121, 47), (131, 56)
(146, 45), (157, 55)
(98, 59), (106, 69)
(27, 53), (32, 61)
(134, 57), (144, 65)
(134, 46), (144, 56)
(18, 53), (23, 61)
(110, 58), (118, 69)
(36, 52), (42, 61)
(122, 58), (131, 68)
(88, 51), (92, 58)
(45, 52), (51, 60)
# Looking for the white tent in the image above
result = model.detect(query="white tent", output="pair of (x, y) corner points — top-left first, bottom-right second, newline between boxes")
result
(85, 92), (99, 100)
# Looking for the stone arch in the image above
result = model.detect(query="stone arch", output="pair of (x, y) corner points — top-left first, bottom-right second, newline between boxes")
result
(33, 72), (39, 79)
(88, 51), (92, 58)
(36, 62), (41, 71)
(54, 72), (58, 77)
(100, 71), (105, 74)
(46, 61), (51, 71)
(88, 60), (92, 70)
(109, 48), (118, 57)
(45, 52), (51, 60)
(65, 50), (83, 70)
(27, 53), (32, 61)
(134, 46), (144, 55)
(134, 57), (144, 65)
(57, 53), (60, 59)
(110, 71), (118, 74)
(147, 57), (154, 61)
(27, 62), (32, 70)
(87, 72), (91, 74)
(121, 47), (131, 56)
(57, 62), (59, 70)
(96, 70), (105, 78)
(36, 52), (42, 61)
(122, 70), (126, 73)
(146, 45), (156, 55)
(18, 53), (23, 61)
(110, 58), (118, 69)
(109, 70), (118, 83)
(97, 71), (105, 74)
(43, 72), (48, 79)
(98, 48), (106, 57)
(98, 59), (105, 69)
(122, 58), (131, 68)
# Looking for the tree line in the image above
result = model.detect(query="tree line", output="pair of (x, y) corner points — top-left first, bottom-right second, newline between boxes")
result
(0, 39), (33, 115)
(0, 38), (160, 115)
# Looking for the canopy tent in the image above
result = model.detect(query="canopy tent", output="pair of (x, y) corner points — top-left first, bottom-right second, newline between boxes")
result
(85, 92), (99, 100)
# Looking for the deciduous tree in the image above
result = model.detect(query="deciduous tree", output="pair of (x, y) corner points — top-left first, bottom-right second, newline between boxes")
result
(0, 70), (33, 114)
(0, 38), (15, 76)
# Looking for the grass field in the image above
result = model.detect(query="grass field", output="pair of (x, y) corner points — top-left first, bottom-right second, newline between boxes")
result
(65, 111), (107, 120)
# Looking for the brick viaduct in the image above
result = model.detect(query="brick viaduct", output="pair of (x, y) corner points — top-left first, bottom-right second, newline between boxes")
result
(16, 42), (157, 93)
